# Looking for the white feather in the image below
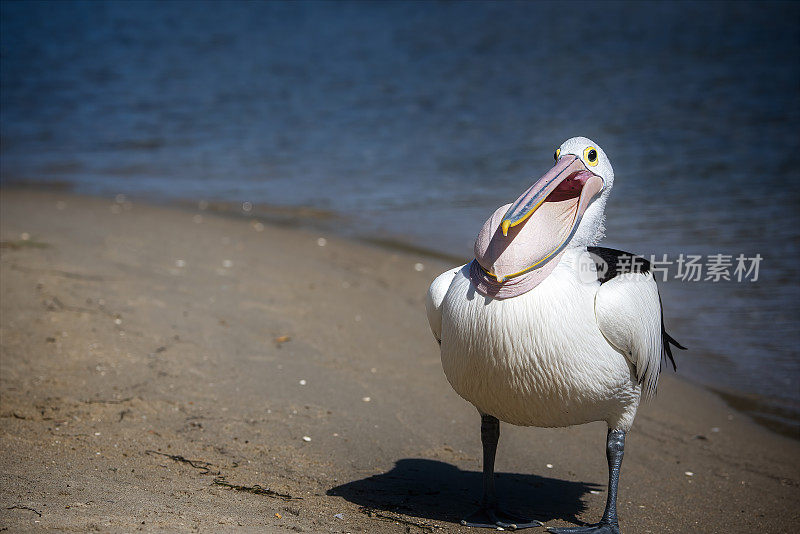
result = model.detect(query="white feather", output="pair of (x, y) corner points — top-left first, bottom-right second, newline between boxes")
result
(595, 272), (664, 401)
(426, 265), (465, 343)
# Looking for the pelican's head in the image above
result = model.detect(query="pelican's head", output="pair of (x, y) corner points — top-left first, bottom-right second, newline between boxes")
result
(474, 137), (613, 283)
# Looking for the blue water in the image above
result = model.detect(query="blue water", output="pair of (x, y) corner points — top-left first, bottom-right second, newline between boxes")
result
(2, 1), (799, 432)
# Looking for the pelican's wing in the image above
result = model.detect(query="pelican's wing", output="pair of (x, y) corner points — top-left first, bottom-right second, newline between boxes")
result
(425, 265), (466, 344)
(590, 247), (684, 400)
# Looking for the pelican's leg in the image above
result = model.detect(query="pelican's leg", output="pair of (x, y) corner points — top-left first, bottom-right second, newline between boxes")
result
(461, 414), (542, 530)
(547, 429), (625, 534)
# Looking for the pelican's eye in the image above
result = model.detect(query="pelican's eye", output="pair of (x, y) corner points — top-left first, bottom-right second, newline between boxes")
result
(584, 147), (598, 166)
(554, 148), (561, 161)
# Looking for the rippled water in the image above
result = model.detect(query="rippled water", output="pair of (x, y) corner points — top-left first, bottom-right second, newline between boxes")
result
(2, 1), (799, 434)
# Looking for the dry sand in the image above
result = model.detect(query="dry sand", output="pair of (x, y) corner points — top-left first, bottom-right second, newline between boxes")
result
(1, 189), (798, 533)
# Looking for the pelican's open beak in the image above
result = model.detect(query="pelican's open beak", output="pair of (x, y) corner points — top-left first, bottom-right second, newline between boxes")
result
(500, 154), (604, 237)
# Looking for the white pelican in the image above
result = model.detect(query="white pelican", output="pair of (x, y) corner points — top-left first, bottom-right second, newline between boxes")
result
(426, 137), (683, 532)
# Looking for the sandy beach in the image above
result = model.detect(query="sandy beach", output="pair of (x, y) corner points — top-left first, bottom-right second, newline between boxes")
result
(1, 188), (798, 533)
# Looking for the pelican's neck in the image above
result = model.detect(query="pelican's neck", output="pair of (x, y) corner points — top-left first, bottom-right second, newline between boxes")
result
(568, 191), (608, 248)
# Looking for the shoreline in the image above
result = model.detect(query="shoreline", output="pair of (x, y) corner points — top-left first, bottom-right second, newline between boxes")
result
(1, 188), (798, 532)
(3, 184), (798, 441)
(3, 185), (797, 441)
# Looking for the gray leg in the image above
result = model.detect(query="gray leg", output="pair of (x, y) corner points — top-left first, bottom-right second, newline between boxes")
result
(461, 414), (542, 530)
(547, 429), (625, 534)
(480, 412), (499, 507)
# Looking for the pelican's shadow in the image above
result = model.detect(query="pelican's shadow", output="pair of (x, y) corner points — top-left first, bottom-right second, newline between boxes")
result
(328, 458), (600, 526)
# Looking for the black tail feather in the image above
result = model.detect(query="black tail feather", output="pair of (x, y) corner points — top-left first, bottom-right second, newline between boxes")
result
(664, 331), (687, 351)
(658, 292), (685, 372)
(662, 331), (684, 372)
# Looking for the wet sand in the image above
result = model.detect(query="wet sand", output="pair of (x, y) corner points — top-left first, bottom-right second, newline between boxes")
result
(1, 189), (798, 533)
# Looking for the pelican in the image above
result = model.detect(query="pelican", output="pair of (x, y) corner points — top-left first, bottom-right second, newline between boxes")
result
(426, 137), (683, 533)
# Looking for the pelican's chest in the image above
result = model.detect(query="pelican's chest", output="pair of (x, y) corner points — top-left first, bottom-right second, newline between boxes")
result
(439, 256), (622, 426)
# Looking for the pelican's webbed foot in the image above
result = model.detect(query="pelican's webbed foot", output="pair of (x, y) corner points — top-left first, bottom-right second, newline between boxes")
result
(462, 505), (542, 530)
(546, 521), (620, 534)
